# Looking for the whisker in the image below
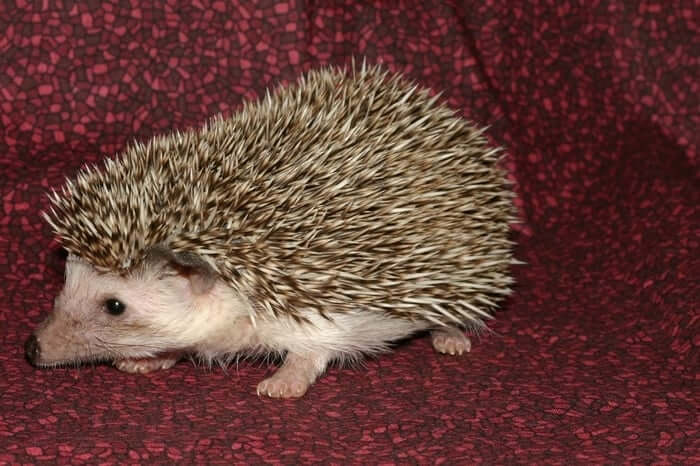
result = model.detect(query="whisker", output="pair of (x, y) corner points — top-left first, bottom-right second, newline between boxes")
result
(94, 336), (169, 352)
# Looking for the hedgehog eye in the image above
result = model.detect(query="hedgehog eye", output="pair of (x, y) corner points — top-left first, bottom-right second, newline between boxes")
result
(104, 298), (126, 316)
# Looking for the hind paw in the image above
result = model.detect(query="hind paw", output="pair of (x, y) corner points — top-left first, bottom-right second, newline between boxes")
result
(431, 328), (471, 355)
(115, 356), (179, 374)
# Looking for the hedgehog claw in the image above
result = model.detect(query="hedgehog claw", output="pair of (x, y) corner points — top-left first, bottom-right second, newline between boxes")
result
(115, 356), (179, 374)
(256, 352), (329, 399)
(431, 328), (471, 355)
(257, 377), (309, 399)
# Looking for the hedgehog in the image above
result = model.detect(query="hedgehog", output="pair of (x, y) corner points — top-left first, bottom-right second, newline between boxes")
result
(25, 65), (518, 398)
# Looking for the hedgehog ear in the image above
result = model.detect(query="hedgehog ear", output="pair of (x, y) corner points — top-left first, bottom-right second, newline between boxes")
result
(146, 246), (217, 295)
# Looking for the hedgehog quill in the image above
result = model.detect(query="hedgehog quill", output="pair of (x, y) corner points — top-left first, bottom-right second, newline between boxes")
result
(26, 66), (518, 398)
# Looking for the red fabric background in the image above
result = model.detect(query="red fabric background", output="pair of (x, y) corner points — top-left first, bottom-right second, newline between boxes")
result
(1, 1), (697, 463)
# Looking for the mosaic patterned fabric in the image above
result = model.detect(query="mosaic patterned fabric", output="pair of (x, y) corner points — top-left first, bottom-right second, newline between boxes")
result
(1, 1), (697, 463)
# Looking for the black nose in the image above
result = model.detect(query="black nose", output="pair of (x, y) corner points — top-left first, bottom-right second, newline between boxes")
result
(25, 335), (40, 364)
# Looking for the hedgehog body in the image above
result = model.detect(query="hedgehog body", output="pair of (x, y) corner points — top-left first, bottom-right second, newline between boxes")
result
(28, 66), (518, 398)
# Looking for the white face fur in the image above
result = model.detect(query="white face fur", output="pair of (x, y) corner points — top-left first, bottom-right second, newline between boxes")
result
(31, 254), (253, 367)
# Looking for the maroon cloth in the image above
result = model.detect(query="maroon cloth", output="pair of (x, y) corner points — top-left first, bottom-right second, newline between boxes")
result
(1, 1), (697, 463)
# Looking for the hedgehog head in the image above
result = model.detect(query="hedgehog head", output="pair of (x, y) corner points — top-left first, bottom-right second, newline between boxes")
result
(27, 246), (252, 367)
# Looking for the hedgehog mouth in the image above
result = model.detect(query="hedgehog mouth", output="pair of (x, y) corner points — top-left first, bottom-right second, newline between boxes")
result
(28, 336), (143, 369)
(31, 355), (112, 369)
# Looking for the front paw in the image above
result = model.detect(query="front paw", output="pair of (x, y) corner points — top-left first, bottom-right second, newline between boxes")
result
(114, 357), (178, 374)
(256, 375), (310, 399)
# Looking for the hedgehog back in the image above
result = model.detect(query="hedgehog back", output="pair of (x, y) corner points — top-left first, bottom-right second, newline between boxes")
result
(45, 66), (516, 327)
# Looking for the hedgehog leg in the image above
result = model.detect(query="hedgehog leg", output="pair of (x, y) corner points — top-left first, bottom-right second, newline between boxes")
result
(256, 352), (330, 399)
(431, 327), (471, 355)
(114, 355), (180, 374)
